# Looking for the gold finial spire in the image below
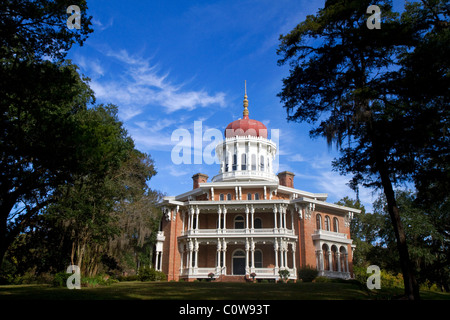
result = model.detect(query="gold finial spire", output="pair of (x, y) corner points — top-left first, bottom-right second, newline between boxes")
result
(243, 80), (249, 117)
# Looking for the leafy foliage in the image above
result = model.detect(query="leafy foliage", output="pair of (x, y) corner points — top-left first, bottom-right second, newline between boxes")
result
(277, 0), (449, 299)
(298, 265), (318, 282)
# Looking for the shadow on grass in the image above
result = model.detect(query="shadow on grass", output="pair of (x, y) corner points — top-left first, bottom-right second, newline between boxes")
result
(0, 281), (448, 300)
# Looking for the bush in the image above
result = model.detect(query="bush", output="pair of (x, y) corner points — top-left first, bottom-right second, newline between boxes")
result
(52, 271), (71, 287)
(278, 269), (290, 282)
(138, 266), (166, 281)
(81, 274), (118, 287)
(116, 274), (139, 282)
(298, 265), (318, 282)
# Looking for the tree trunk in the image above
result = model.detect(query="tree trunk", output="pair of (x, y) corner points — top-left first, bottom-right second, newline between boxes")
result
(377, 159), (420, 300)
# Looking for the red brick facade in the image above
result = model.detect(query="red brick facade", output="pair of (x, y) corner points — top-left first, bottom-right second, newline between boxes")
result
(157, 183), (358, 282)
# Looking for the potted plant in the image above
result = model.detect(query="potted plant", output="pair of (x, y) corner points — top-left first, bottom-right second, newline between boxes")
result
(278, 269), (290, 283)
(208, 272), (215, 282)
(250, 272), (256, 282)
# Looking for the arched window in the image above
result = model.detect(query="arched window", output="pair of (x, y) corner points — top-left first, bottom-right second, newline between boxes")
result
(227, 193), (232, 201)
(333, 217), (339, 233)
(241, 154), (247, 170)
(225, 154), (229, 172)
(260, 155), (265, 171)
(247, 193), (252, 200)
(254, 250), (263, 268)
(254, 193), (259, 200)
(219, 194), (224, 201)
(234, 215), (244, 229)
(316, 214), (322, 230)
(232, 154), (237, 171)
(251, 154), (256, 170)
(254, 217), (262, 229)
(322, 244), (329, 270)
(325, 216), (331, 231)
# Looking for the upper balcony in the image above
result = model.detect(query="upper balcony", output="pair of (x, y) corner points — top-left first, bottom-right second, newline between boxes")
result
(211, 169), (278, 183)
(181, 227), (295, 238)
(311, 229), (353, 244)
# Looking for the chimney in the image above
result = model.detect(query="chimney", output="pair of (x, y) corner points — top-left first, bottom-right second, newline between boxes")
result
(192, 173), (208, 189)
(278, 171), (295, 188)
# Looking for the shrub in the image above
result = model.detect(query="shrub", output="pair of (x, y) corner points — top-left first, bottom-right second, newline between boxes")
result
(298, 265), (318, 282)
(52, 271), (71, 287)
(138, 266), (166, 281)
(116, 274), (139, 282)
(81, 274), (118, 287)
(278, 269), (290, 282)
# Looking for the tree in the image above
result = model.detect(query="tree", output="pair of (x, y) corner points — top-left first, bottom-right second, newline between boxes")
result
(0, 0), (92, 62)
(277, 0), (449, 299)
(347, 191), (449, 291)
(0, 61), (97, 269)
(0, 0), (93, 269)
(46, 104), (137, 276)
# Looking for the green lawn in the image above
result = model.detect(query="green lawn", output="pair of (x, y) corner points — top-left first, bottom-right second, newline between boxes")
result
(0, 281), (449, 300)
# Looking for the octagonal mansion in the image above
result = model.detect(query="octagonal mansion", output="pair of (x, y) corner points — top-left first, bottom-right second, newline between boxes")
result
(156, 87), (360, 282)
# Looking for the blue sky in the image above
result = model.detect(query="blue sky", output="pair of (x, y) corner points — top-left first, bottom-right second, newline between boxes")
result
(67, 0), (408, 212)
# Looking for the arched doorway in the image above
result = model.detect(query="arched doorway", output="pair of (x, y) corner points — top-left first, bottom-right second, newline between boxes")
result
(232, 250), (246, 275)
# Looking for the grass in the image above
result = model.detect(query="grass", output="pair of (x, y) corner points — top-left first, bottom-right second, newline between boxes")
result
(0, 281), (449, 300)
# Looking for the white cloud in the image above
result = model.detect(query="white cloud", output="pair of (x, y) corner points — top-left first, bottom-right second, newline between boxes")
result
(88, 49), (226, 119)
(167, 165), (190, 177)
(91, 17), (114, 31)
(287, 154), (305, 162)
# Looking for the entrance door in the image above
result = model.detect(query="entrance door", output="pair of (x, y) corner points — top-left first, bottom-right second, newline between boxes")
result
(232, 250), (246, 275)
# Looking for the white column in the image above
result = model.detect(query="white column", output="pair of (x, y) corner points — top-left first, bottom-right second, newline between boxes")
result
(317, 250), (324, 271)
(194, 239), (199, 269)
(273, 205), (278, 230)
(328, 251), (332, 271)
(188, 240), (193, 272)
(223, 205), (227, 230)
(189, 207), (194, 231)
(217, 205), (222, 231)
(245, 238), (250, 274)
(251, 239), (255, 271)
(195, 206), (200, 231)
(179, 243), (184, 271)
(222, 239), (227, 274)
(274, 239), (279, 269)
(245, 205), (249, 231)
